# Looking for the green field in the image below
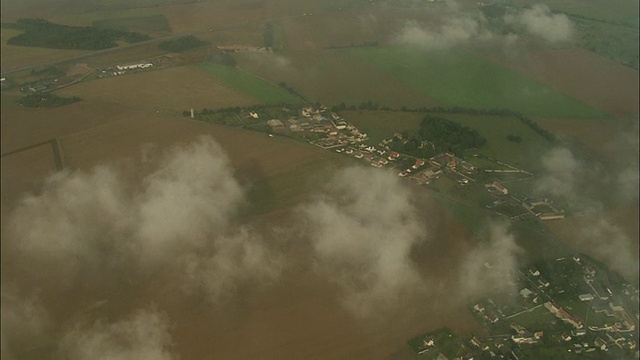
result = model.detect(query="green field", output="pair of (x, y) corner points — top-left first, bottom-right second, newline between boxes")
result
(349, 47), (606, 119)
(196, 63), (304, 105)
(445, 114), (553, 172)
(93, 14), (172, 33)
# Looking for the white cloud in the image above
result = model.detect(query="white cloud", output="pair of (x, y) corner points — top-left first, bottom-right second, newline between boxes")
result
(535, 147), (582, 198)
(504, 4), (574, 44)
(457, 223), (523, 299)
(301, 167), (428, 317)
(578, 219), (639, 280)
(6, 136), (281, 303)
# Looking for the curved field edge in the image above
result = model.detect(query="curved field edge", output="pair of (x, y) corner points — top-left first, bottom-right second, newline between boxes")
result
(196, 62), (304, 105)
(347, 46), (607, 119)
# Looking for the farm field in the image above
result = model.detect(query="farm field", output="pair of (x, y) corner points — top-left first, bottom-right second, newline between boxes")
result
(443, 114), (553, 172)
(0, 95), (134, 154)
(349, 46), (607, 119)
(476, 46), (639, 117)
(51, 7), (168, 28)
(196, 62), (304, 105)
(1, 143), (56, 209)
(56, 65), (258, 112)
(0, 28), (91, 72)
(235, 50), (433, 108)
(160, 0), (266, 34)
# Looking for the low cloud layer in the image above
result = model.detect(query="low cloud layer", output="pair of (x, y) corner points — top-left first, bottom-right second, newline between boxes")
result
(458, 223), (523, 299)
(394, 2), (574, 50)
(504, 4), (574, 44)
(1, 290), (51, 360)
(534, 147), (583, 199)
(7, 136), (281, 301)
(578, 219), (638, 280)
(302, 167), (428, 317)
(58, 308), (175, 360)
(394, 9), (496, 50)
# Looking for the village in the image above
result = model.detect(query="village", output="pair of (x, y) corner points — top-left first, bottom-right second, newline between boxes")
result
(245, 103), (566, 223)
(409, 254), (639, 359)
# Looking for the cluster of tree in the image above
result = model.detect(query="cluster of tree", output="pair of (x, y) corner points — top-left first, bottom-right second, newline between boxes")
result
(30, 66), (65, 77)
(209, 50), (236, 67)
(325, 40), (379, 49)
(506, 134), (523, 143)
(7, 18), (149, 50)
(278, 82), (306, 101)
(389, 115), (487, 158)
(158, 35), (207, 53)
(17, 93), (81, 108)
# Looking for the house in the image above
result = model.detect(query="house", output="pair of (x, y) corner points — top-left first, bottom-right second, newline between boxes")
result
(595, 338), (607, 351)
(529, 267), (540, 276)
(388, 151), (400, 160)
(413, 159), (426, 169)
(249, 111), (259, 119)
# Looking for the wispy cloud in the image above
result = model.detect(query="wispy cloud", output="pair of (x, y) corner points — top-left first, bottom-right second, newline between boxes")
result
(504, 4), (574, 44)
(457, 222), (523, 299)
(301, 167), (430, 317)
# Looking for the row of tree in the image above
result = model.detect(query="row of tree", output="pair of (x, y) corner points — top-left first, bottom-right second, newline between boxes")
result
(158, 35), (208, 53)
(7, 18), (149, 50)
(18, 93), (81, 108)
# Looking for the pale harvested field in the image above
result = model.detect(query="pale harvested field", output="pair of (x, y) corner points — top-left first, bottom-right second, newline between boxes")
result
(161, 0), (267, 34)
(534, 116), (637, 164)
(477, 46), (639, 117)
(1, 143), (56, 209)
(56, 65), (259, 112)
(1, 97), (133, 154)
(0, 28), (91, 72)
(235, 49), (434, 108)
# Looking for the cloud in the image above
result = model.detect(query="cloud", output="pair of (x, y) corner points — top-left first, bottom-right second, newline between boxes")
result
(395, 14), (494, 50)
(504, 4), (574, 44)
(6, 136), (282, 302)
(457, 223), (523, 299)
(301, 167), (428, 317)
(534, 147), (583, 198)
(6, 166), (129, 281)
(57, 308), (176, 360)
(181, 227), (284, 302)
(1, 290), (51, 360)
(578, 219), (639, 280)
(132, 137), (244, 266)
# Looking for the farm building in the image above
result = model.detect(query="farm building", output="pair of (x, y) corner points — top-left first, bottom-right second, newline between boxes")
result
(486, 181), (508, 195)
(579, 294), (594, 301)
(267, 119), (284, 131)
(116, 63), (152, 71)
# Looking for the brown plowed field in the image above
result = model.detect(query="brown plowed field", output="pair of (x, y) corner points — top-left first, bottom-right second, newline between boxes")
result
(56, 65), (259, 112)
(478, 46), (639, 117)
(161, 0), (267, 34)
